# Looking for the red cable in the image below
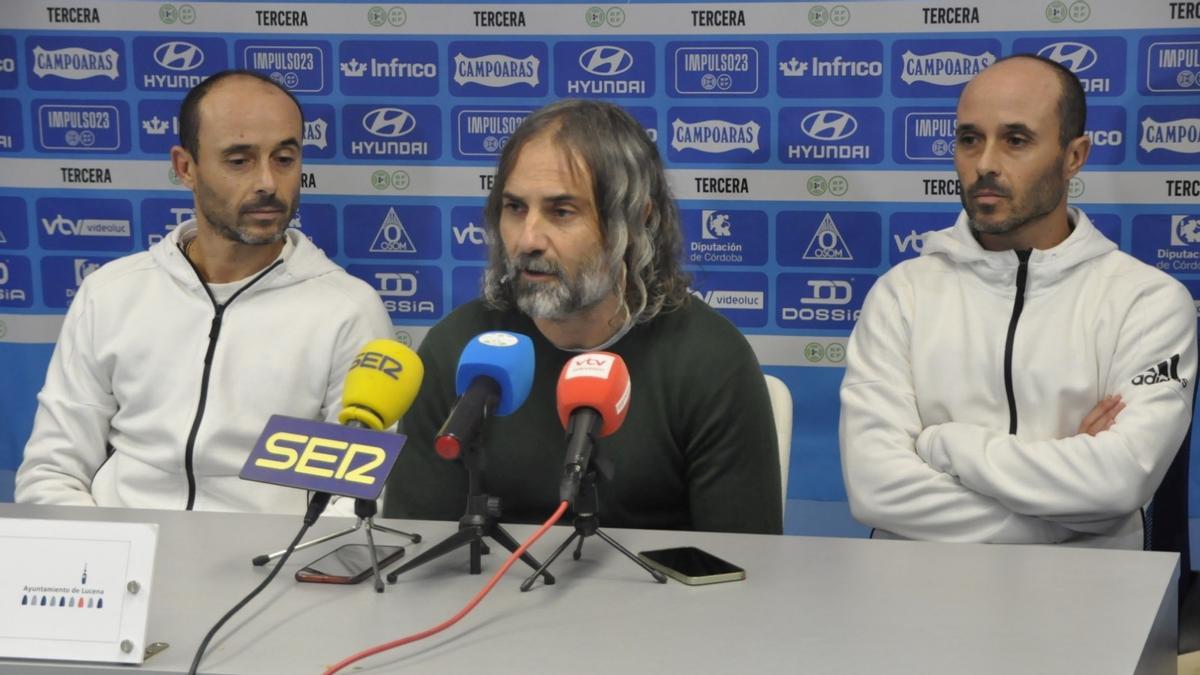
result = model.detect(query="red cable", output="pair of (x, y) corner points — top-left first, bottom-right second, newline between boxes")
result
(322, 500), (570, 675)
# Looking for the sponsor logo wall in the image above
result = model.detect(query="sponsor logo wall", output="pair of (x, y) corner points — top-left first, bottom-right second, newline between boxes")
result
(0, 1), (1197, 511)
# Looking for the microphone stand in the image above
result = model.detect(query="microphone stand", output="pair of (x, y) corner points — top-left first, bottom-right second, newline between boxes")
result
(387, 440), (554, 585)
(252, 497), (421, 592)
(520, 464), (666, 591)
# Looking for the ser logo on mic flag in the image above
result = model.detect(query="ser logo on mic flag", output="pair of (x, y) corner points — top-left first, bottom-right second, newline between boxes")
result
(239, 415), (407, 500)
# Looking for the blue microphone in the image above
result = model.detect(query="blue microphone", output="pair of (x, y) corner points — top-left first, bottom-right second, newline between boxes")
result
(434, 332), (534, 460)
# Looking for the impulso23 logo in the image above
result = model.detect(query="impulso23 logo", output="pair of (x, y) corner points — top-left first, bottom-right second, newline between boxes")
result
(236, 40), (331, 94)
(1140, 36), (1200, 94)
(452, 107), (533, 160)
(34, 99), (129, 153)
(668, 41), (767, 97)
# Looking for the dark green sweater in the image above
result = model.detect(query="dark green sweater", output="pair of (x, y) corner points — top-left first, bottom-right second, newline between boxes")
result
(384, 298), (782, 534)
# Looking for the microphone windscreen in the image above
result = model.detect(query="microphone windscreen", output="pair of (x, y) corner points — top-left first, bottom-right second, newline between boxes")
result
(339, 339), (424, 430)
(556, 352), (631, 438)
(455, 332), (534, 416)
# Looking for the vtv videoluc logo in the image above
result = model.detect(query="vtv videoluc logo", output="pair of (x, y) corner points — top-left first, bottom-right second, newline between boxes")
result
(689, 271), (768, 328)
(36, 198), (133, 252)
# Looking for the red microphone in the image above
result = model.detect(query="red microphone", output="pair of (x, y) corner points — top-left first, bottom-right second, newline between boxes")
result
(556, 352), (631, 504)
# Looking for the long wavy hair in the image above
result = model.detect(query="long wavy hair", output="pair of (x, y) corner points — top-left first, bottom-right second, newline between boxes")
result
(481, 99), (690, 324)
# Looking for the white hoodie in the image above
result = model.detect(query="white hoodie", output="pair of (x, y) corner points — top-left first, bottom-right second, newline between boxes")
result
(16, 221), (394, 514)
(840, 208), (1197, 549)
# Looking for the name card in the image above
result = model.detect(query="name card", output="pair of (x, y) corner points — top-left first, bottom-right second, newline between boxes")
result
(0, 518), (158, 664)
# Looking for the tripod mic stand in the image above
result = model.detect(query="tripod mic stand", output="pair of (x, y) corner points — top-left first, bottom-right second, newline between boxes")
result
(387, 443), (554, 585)
(520, 467), (666, 591)
(252, 497), (421, 592)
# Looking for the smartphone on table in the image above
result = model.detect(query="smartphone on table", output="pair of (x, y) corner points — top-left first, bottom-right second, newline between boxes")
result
(637, 546), (745, 586)
(295, 544), (405, 584)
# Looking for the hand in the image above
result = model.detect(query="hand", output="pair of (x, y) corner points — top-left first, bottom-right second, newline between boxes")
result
(1077, 395), (1125, 436)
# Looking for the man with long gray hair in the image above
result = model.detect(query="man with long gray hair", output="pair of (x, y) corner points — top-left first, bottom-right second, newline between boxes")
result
(385, 99), (782, 534)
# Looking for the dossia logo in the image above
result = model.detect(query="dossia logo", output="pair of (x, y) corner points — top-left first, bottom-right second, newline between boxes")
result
(668, 107), (769, 163)
(453, 107), (532, 159)
(0, 256), (33, 307)
(449, 42), (547, 96)
(1142, 37), (1200, 93)
(892, 39), (999, 96)
(348, 264), (442, 318)
(35, 100), (129, 153)
(776, 274), (875, 330)
(339, 40), (438, 97)
(776, 39), (884, 98)
(669, 41), (767, 96)
(780, 107), (884, 164)
(237, 40), (331, 94)
(554, 42), (654, 97)
(1138, 106), (1200, 163)
(133, 36), (227, 91)
(1014, 36), (1125, 95)
(343, 104), (441, 159)
(894, 108), (956, 163)
(28, 36), (125, 91)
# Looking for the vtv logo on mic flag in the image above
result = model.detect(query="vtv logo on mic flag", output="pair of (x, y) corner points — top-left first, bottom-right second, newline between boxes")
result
(240, 415), (407, 500)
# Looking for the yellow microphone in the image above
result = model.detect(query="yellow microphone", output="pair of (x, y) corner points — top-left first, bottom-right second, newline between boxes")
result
(338, 339), (425, 430)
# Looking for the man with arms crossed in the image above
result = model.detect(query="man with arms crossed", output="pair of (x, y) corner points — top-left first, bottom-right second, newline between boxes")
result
(385, 100), (781, 534)
(17, 70), (393, 512)
(840, 55), (1196, 548)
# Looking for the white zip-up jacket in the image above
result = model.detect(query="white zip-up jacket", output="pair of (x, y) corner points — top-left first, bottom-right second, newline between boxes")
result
(16, 221), (394, 514)
(840, 208), (1197, 549)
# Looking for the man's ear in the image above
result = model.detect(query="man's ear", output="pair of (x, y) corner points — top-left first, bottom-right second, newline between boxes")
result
(170, 145), (197, 190)
(1062, 134), (1091, 179)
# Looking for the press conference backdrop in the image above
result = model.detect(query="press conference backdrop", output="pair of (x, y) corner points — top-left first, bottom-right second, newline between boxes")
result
(0, 0), (1197, 521)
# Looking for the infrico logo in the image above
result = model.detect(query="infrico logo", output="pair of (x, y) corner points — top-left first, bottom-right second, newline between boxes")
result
(153, 41), (204, 71)
(800, 110), (858, 141)
(1038, 42), (1097, 72)
(580, 46), (633, 75)
(363, 108), (416, 138)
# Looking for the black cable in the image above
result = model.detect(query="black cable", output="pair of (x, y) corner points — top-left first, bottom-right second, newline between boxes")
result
(188, 492), (330, 675)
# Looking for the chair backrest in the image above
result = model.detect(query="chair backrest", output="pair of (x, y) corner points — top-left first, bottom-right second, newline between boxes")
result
(764, 374), (793, 514)
(1147, 417), (1194, 609)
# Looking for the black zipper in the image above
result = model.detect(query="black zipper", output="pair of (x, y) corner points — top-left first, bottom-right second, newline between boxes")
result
(1003, 250), (1031, 435)
(178, 249), (283, 510)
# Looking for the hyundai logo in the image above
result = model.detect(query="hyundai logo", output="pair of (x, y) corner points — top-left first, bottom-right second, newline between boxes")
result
(153, 41), (204, 71)
(579, 46), (634, 76)
(1037, 42), (1098, 73)
(800, 110), (858, 141)
(363, 108), (417, 138)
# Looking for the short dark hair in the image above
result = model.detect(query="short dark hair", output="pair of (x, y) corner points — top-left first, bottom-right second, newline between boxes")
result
(993, 53), (1087, 147)
(177, 69), (303, 158)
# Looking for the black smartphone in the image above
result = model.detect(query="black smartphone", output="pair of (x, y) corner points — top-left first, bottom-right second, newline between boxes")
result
(295, 544), (406, 584)
(637, 546), (746, 586)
